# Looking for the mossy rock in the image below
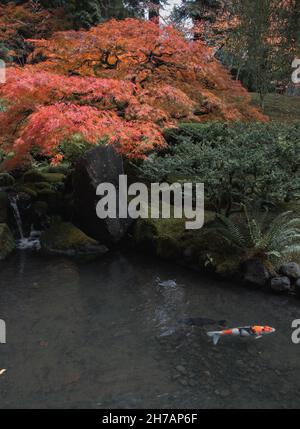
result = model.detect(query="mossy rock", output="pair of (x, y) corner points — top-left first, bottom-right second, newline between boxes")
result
(37, 189), (63, 212)
(134, 210), (215, 243)
(33, 201), (48, 215)
(11, 184), (38, 199)
(40, 164), (71, 175)
(23, 169), (66, 184)
(25, 182), (52, 192)
(0, 191), (8, 223)
(133, 210), (218, 265)
(42, 173), (66, 183)
(134, 218), (159, 244)
(156, 235), (181, 260)
(40, 222), (108, 257)
(0, 223), (15, 260)
(133, 208), (243, 277)
(0, 173), (15, 187)
(214, 255), (242, 277)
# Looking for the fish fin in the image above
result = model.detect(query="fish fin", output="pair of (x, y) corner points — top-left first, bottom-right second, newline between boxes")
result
(207, 331), (221, 345)
(255, 335), (263, 340)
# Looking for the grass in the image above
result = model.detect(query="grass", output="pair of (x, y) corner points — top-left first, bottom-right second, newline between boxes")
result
(251, 92), (300, 122)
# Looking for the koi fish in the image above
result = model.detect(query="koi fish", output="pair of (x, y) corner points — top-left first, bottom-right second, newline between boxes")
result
(207, 325), (276, 345)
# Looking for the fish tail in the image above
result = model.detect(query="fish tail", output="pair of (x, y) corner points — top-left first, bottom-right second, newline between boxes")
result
(207, 331), (221, 345)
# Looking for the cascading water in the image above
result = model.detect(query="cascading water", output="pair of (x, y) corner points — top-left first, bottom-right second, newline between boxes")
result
(8, 194), (41, 250)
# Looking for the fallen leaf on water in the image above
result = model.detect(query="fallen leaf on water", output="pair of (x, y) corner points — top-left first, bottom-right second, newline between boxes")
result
(0, 369), (6, 376)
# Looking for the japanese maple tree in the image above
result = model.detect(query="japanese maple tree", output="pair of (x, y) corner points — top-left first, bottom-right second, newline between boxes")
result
(0, 17), (266, 170)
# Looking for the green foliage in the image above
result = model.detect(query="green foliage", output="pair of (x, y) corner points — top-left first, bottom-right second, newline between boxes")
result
(0, 98), (7, 112)
(138, 122), (300, 215)
(38, 0), (133, 28)
(0, 42), (12, 63)
(58, 134), (106, 165)
(214, 207), (300, 267)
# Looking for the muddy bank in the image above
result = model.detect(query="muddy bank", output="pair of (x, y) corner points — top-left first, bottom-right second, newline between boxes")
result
(0, 250), (299, 409)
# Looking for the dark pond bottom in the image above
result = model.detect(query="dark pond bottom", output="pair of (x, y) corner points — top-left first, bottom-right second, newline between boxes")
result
(0, 250), (299, 409)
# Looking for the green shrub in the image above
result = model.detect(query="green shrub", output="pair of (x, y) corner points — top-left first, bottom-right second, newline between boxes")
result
(139, 122), (300, 215)
(58, 134), (106, 165)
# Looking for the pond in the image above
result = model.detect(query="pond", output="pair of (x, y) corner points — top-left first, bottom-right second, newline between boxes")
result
(0, 249), (299, 409)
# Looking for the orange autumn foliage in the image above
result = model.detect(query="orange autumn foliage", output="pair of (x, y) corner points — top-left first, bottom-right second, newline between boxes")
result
(0, 18), (267, 169)
(0, 1), (70, 61)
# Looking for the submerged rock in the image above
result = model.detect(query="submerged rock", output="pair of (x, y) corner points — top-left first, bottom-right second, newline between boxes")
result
(158, 279), (177, 288)
(279, 262), (300, 280)
(241, 258), (270, 287)
(40, 222), (108, 257)
(270, 276), (291, 293)
(73, 145), (132, 244)
(0, 223), (15, 260)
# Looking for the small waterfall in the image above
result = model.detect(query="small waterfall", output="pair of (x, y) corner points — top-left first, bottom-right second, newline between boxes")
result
(9, 194), (41, 250)
(9, 194), (24, 239)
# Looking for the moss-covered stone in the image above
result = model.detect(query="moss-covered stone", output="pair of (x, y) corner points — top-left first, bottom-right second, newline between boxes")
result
(40, 164), (71, 175)
(36, 189), (63, 213)
(0, 173), (15, 187)
(0, 223), (15, 260)
(133, 209), (244, 276)
(11, 184), (38, 199)
(40, 222), (108, 257)
(0, 191), (8, 223)
(134, 211), (210, 255)
(214, 255), (242, 277)
(23, 169), (66, 184)
(26, 182), (52, 192)
(156, 235), (181, 260)
(33, 201), (48, 215)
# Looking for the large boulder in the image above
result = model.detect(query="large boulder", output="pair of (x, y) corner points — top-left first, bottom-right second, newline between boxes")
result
(40, 222), (108, 258)
(241, 258), (270, 287)
(0, 223), (15, 260)
(279, 262), (300, 280)
(73, 145), (132, 244)
(270, 276), (291, 294)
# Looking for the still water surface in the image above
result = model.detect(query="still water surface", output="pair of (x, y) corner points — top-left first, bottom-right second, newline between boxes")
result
(0, 250), (299, 408)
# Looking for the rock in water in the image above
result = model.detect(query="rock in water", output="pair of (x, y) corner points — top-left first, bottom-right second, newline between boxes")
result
(241, 258), (270, 287)
(270, 276), (291, 294)
(40, 222), (108, 258)
(0, 224), (15, 260)
(279, 262), (300, 280)
(73, 145), (132, 244)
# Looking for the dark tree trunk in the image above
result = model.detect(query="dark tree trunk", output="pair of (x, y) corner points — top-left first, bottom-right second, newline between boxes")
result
(149, 0), (160, 21)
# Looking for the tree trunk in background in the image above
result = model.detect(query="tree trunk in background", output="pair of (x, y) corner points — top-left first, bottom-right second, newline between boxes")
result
(149, 0), (160, 21)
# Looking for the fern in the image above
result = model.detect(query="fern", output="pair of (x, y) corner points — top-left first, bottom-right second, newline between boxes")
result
(214, 207), (300, 268)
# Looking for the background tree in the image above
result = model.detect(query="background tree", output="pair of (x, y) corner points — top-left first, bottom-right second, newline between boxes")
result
(172, 0), (299, 102)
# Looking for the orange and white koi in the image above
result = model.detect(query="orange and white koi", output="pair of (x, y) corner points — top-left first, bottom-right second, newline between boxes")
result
(207, 325), (275, 345)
